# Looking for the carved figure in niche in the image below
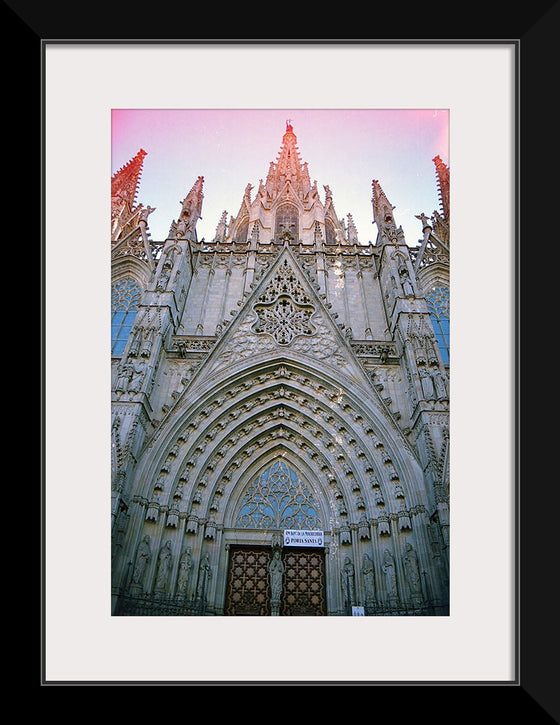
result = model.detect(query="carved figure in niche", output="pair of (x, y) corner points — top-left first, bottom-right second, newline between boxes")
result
(431, 366), (448, 400)
(140, 328), (154, 358)
(197, 554), (212, 599)
(419, 366), (436, 400)
(127, 362), (146, 394)
(341, 556), (356, 609)
(176, 548), (193, 596)
(399, 266), (415, 296)
(269, 550), (284, 615)
(412, 334), (426, 366)
(162, 244), (178, 270)
(155, 540), (172, 591)
(402, 543), (423, 603)
(129, 326), (143, 357)
(115, 362), (134, 393)
(425, 335), (439, 366)
(382, 548), (398, 601)
(362, 553), (376, 604)
(156, 268), (170, 292)
(373, 488), (385, 506)
(131, 535), (151, 587)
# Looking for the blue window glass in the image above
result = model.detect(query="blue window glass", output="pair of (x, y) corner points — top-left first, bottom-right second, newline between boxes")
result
(111, 277), (142, 355)
(425, 285), (450, 364)
(236, 460), (321, 530)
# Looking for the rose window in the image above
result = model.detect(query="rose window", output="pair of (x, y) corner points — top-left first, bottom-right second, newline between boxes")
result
(252, 259), (316, 345)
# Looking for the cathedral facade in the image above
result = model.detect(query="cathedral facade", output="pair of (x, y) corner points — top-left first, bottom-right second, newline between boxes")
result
(110, 121), (450, 617)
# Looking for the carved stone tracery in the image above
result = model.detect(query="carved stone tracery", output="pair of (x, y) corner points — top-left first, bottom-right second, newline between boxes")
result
(252, 258), (316, 345)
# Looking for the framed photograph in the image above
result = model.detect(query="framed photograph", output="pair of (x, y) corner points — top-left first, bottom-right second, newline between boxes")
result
(29, 25), (545, 701)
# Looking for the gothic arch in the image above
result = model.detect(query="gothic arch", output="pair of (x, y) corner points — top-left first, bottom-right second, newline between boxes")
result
(132, 354), (426, 544)
(119, 354), (435, 614)
(224, 446), (328, 531)
(273, 201), (300, 241)
(230, 215), (250, 243)
(111, 274), (144, 356)
(324, 217), (338, 245)
(111, 262), (148, 293)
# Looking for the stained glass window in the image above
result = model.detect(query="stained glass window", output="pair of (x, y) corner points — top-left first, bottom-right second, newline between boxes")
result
(111, 277), (142, 355)
(425, 285), (450, 364)
(236, 218), (249, 243)
(274, 204), (299, 242)
(235, 460), (321, 530)
(325, 219), (337, 245)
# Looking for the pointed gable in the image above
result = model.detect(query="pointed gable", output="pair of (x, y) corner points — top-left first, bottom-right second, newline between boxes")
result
(191, 246), (362, 383)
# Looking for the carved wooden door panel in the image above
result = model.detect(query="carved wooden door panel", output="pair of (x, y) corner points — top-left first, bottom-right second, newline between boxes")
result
(280, 548), (326, 616)
(224, 546), (272, 616)
(224, 545), (327, 616)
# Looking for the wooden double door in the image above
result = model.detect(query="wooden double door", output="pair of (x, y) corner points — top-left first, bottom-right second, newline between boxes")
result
(224, 545), (327, 616)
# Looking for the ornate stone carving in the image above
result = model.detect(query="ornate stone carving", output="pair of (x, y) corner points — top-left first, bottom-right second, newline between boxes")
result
(131, 535), (151, 589)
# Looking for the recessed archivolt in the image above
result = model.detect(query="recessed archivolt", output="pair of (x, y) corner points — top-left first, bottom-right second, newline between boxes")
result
(135, 364), (420, 533)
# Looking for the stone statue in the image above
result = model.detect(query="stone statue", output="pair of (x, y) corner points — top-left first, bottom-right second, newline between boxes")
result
(131, 535), (151, 587)
(156, 268), (170, 292)
(341, 556), (356, 609)
(127, 362), (146, 394)
(269, 549), (284, 615)
(362, 553), (376, 604)
(155, 540), (172, 591)
(176, 548), (193, 596)
(431, 366), (448, 400)
(197, 555), (212, 600)
(419, 366), (436, 400)
(115, 362), (134, 393)
(402, 543), (423, 604)
(139, 205), (155, 225)
(382, 548), (398, 601)
(399, 267), (415, 296)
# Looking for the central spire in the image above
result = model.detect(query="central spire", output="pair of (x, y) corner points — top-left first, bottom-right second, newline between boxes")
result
(264, 121), (312, 199)
(220, 122), (354, 248)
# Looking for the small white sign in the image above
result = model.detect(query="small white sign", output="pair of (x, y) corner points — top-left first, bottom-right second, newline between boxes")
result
(352, 606), (365, 616)
(283, 529), (324, 547)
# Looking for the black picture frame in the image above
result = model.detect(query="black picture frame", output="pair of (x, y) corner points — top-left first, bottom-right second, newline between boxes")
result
(20, 5), (557, 714)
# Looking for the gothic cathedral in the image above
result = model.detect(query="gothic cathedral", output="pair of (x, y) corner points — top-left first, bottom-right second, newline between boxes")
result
(110, 121), (450, 616)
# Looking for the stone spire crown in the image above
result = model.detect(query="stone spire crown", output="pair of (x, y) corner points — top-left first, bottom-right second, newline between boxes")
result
(111, 148), (147, 208)
(371, 179), (396, 229)
(169, 175), (205, 240)
(111, 148), (148, 242)
(264, 120), (312, 200)
(372, 179), (406, 246)
(433, 155), (450, 223)
(179, 175), (205, 223)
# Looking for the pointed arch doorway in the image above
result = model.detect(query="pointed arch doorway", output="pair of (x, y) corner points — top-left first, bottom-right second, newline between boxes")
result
(223, 459), (327, 616)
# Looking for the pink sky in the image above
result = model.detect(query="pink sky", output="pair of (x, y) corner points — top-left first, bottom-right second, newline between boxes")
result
(112, 108), (449, 246)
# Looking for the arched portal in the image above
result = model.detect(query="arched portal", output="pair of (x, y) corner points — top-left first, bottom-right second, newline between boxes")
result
(117, 355), (441, 618)
(224, 457), (327, 616)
